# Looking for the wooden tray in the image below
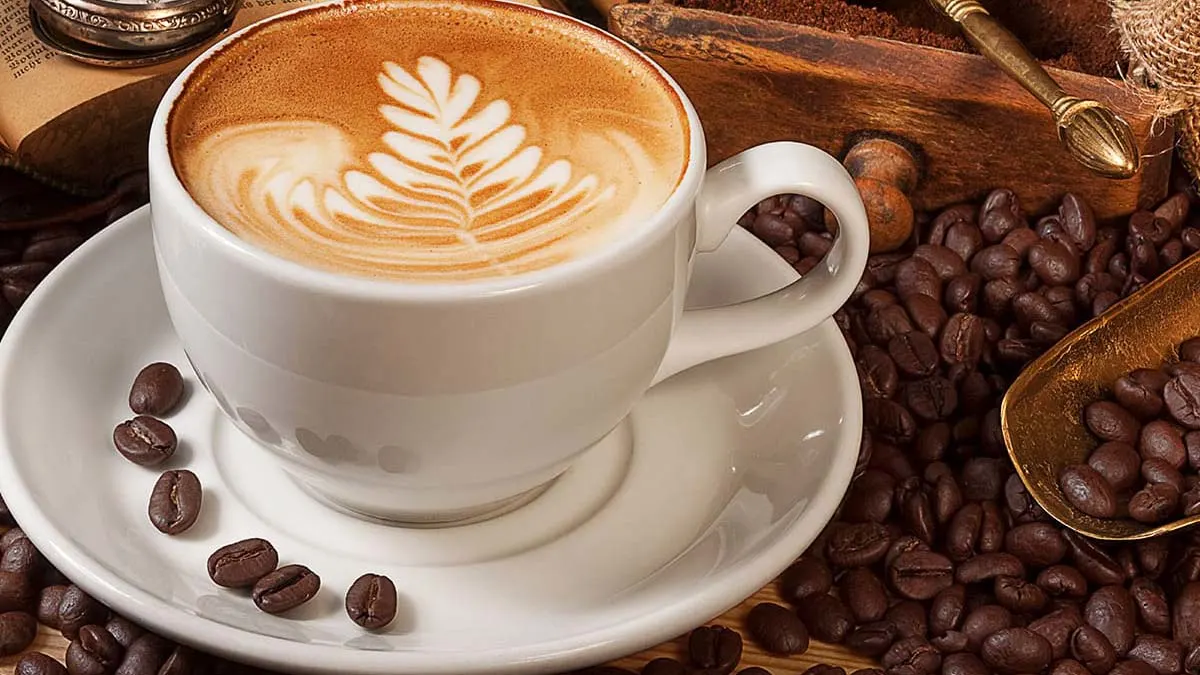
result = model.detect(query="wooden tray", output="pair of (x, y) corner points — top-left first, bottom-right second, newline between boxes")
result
(607, 3), (1174, 221)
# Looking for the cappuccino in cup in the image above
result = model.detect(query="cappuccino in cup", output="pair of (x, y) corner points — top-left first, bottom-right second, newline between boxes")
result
(168, 0), (690, 282)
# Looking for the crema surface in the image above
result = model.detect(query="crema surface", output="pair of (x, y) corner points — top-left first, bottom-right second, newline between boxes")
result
(168, 0), (690, 283)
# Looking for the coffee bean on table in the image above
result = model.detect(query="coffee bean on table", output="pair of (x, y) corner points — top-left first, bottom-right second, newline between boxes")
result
(929, 584), (965, 635)
(59, 585), (110, 640)
(840, 470), (894, 524)
(881, 636), (941, 673)
(1028, 607), (1082, 660)
(114, 633), (173, 675)
(1085, 401), (1141, 443)
(1059, 464), (1118, 518)
(1129, 483), (1180, 523)
(826, 522), (891, 568)
(885, 600), (927, 640)
(802, 667), (845, 675)
(941, 653), (989, 675)
(1037, 565), (1089, 599)
(1005, 521), (1067, 567)
(1087, 442), (1141, 492)
(844, 620), (897, 657)
(1, 527), (27, 550)
(128, 363), (184, 416)
(1109, 660), (1158, 675)
(888, 331), (940, 377)
(962, 605), (1013, 652)
(0, 570), (35, 614)
(995, 575), (1048, 613)
(979, 627), (1054, 675)
(38, 585), (66, 628)
(746, 602), (809, 655)
(103, 616), (144, 650)
(1130, 577), (1171, 635)
(904, 294), (947, 338)
(687, 626), (742, 675)
(1070, 624), (1117, 674)
(1064, 530), (1126, 586)
(956, 552), (1025, 584)
(251, 564), (319, 614)
(207, 538), (277, 588)
(1086, 585), (1136, 655)
(641, 658), (686, 675)
(112, 416), (177, 467)
(796, 594), (853, 643)
(148, 470), (202, 535)
(15, 653), (69, 675)
(1127, 633), (1182, 675)
(840, 568), (887, 623)
(0, 610), (36, 655)
(337, 573), (397, 632)
(67, 623), (125, 675)
(1174, 582), (1200, 651)
(895, 257), (942, 303)
(856, 347), (898, 400)
(888, 550), (953, 599)
(1166, 374), (1200, 429)
(779, 556), (832, 602)
(1, 537), (43, 576)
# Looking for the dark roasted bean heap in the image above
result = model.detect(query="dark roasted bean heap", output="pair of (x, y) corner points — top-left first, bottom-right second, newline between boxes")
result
(4, 176), (1200, 675)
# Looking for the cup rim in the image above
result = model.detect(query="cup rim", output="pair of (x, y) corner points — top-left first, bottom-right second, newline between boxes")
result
(149, 0), (706, 302)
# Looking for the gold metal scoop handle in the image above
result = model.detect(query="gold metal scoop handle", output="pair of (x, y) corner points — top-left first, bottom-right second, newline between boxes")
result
(928, 0), (1141, 179)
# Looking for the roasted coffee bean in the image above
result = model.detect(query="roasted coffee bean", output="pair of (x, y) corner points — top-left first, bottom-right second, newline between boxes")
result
(1131, 578), (1171, 635)
(1187, 645), (1200, 675)
(797, 593), (854, 643)
(962, 605), (1014, 652)
(1060, 193), (1098, 252)
(1163, 239), (1186, 268)
(961, 458), (1005, 501)
(886, 600), (928, 640)
(16, 653), (69, 675)
(981, 627), (1054, 675)
(972, 244), (1022, 280)
(927, 204), (973, 245)
(983, 277), (1020, 318)
(641, 658), (686, 675)
(1071, 625), (1118, 675)
(1029, 607), (1083, 660)
(1003, 227), (1040, 258)
(956, 552), (1025, 584)
(869, 441), (917, 480)
(1037, 566), (1089, 599)
(207, 538), (278, 588)
(1088, 238), (1118, 275)
(1138, 539), (1171, 580)
(932, 474), (963, 525)
(148, 470), (202, 535)
(1005, 522), (1067, 568)
(945, 503), (982, 562)
(881, 636), (941, 674)
(896, 258), (943, 303)
(38, 585), (67, 629)
(868, 253), (909, 286)
(930, 584), (966, 635)
(128, 363), (184, 416)
(1127, 634), (1182, 675)
(939, 313), (985, 368)
(887, 550), (954, 600)
(798, 232), (832, 258)
(915, 423), (952, 464)
(103, 616), (143, 649)
(1173, 363), (1200, 379)
(1130, 483), (1180, 523)
(932, 630), (969, 654)
(1110, 660), (1158, 675)
(1088, 442), (1142, 492)
(889, 332), (940, 377)
(1075, 272), (1118, 307)
(1141, 420), (1188, 468)
(905, 294), (948, 338)
(1129, 212), (1174, 247)
(345, 573), (397, 630)
(980, 189), (1025, 243)
(1064, 531), (1126, 585)
(901, 489), (938, 544)
(1094, 291), (1122, 316)
(1059, 464), (1118, 518)
(112, 416), (177, 467)
(941, 653), (989, 675)
(945, 274), (982, 314)
(1085, 401), (1142, 443)
(803, 667), (845, 675)
(1167, 374), (1200, 429)
(251, 564), (320, 614)
(995, 575), (1048, 614)
(902, 377), (957, 421)
(158, 646), (202, 675)
(864, 399), (917, 445)
(1086, 585), (1137, 655)
(0, 537), (42, 576)
(827, 522), (891, 568)
(752, 213), (794, 246)
(1142, 458), (1186, 492)
(841, 567), (888, 623)
(746, 602), (809, 655)
(858, 347), (899, 399)
(0, 527), (26, 551)
(1174, 582), (1200, 651)
(0, 611), (36, 656)
(67, 624), (125, 675)
(845, 620), (898, 657)
(1029, 240), (1081, 285)
(59, 586), (109, 641)
(688, 625), (742, 675)
(779, 556), (832, 602)
(114, 634), (172, 675)
(945, 222), (984, 264)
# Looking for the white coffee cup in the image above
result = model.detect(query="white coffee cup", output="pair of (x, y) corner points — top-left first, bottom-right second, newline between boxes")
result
(148, 0), (870, 525)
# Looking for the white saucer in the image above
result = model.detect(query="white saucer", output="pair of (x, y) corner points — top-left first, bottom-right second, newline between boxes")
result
(0, 207), (861, 675)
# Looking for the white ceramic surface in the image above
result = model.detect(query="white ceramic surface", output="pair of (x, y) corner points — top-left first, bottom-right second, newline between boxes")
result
(0, 208), (861, 675)
(149, 0), (872, 523)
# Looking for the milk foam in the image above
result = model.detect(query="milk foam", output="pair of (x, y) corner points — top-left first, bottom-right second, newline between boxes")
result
(169, 0), (689, 283)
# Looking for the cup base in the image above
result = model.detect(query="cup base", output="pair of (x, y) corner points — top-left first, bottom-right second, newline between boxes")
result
(290, 473), (562, 528)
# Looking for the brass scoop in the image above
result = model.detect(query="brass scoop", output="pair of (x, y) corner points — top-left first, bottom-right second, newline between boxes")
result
(1002, 250), (1200, 541)
(927, 0), (1141, 179)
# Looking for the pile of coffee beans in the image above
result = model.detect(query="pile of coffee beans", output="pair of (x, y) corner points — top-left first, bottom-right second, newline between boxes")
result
(1058, 338), (1200, 523)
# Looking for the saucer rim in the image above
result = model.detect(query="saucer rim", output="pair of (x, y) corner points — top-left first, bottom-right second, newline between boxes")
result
(0, 206), (861, 674)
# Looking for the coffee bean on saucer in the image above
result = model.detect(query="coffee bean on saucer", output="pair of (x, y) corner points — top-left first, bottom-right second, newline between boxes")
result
(59, 586), (110, 640)
(687, 625), (742, 675)
(345, 573), (397, 630)
(66, 623), (125, 675)
(15, 653), (69, 675)
(38, 585), (67, 628)
(641, 659), (686, 675)
(746, 602), (809, 655)
(0, 610), (37, 655)
(148, 470), (202, 535)
(251, 564), (319, 614)
(112, 417), (177, 467)
(128, 363), (184, 416)
(207, 538), (277, 588)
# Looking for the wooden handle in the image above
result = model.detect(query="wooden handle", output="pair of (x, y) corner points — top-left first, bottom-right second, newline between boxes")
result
(825, 137), (921, 254)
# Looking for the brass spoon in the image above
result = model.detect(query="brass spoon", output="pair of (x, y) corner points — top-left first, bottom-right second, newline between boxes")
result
(927, 0), (1141, 180)
(1002, 247), (1200, 541)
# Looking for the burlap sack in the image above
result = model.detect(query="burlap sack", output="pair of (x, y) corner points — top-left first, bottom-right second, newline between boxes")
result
(1110, 0), (1200, 181)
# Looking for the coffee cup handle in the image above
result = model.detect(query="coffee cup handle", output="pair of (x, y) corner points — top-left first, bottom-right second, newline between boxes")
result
(652, 141), (871, 386)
